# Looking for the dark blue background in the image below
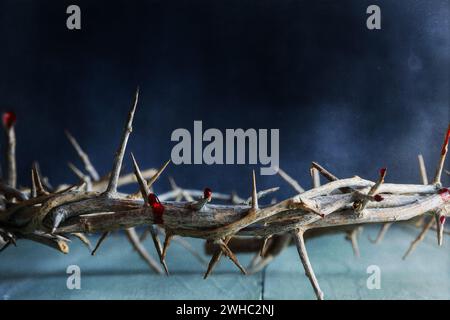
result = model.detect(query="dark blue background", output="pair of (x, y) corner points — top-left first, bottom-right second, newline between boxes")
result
(0, 0), (448, 199)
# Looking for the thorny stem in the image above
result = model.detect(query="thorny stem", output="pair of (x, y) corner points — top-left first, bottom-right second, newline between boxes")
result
(0, 94), (448, 301)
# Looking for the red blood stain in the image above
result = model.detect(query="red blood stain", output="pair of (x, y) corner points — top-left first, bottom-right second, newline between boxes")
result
(442, 127), (450, 155)
(204, 188), (212, 199)
(374, 194), (384, 202)
(148, 193), (165, 224)
(439, 215), (446, 225)
(438, 188), (450, 202)
(2, 111), (16, 129)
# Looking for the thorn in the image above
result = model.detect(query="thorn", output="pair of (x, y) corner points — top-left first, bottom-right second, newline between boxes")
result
(32, 162), (49, 196)
(168, 176), (178, 190)
(130, 153), (151, 203)
(129, 157), (168, 273)
(30, 168), (37, 198)
(433, 124), (450, 185)
(51, 209), (66, 233)
(3, 111), (17, 188)
(204, 241), (225, 279)
(139, 228), (150, 241)
(345, 227), (361, 257)
(310, 167), (320, 188)
(68, 162), (92, 191)
(218, 239), (247, 275)
(168, 176), (194, 201)
(0, 241), (11, 253)
(147, 159), (171, 189)
(91, 231), (110, 256)
(251, 170), (258, 210)
(403, 217), (434, 260)
(125, 228), (165, 274)
(299, 197), (326, 218)
(355, 167), (387, 215)
(173, 236), (208, 267)
(244, 187), (280, 205)
(276, 167), (305, 193)
(2, 111), (16, 129)
(161, 231), (173, 261)
(259, 235), (272, 257)
(293, 228), (324, 300)
(417, 154), (428, 185)
(311, 162), (339, 182)
(105, 87), (139, 195)
(435, 212), (446, 246)
(369, 223), (392, 244)
(65, 130), (100, 181)
(203, 236), (233, 279)
(189, 187), (212, 211)
(71, 233), (92, 251)
(149, 226), (169, 275)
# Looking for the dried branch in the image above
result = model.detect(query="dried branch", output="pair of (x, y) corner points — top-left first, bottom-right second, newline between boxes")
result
(1, 96), (448, 301)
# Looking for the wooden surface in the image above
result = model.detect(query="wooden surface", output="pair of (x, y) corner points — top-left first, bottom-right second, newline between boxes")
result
(0, 224), (449, 300)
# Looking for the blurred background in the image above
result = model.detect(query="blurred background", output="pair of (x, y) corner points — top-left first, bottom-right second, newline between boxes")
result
(0, 0), (448, 197)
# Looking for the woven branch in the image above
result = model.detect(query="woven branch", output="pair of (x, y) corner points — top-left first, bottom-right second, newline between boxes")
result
(0, 91), (449, 300)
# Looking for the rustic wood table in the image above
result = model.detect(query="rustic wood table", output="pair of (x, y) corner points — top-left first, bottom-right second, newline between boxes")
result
(1, 224), (448, 300)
